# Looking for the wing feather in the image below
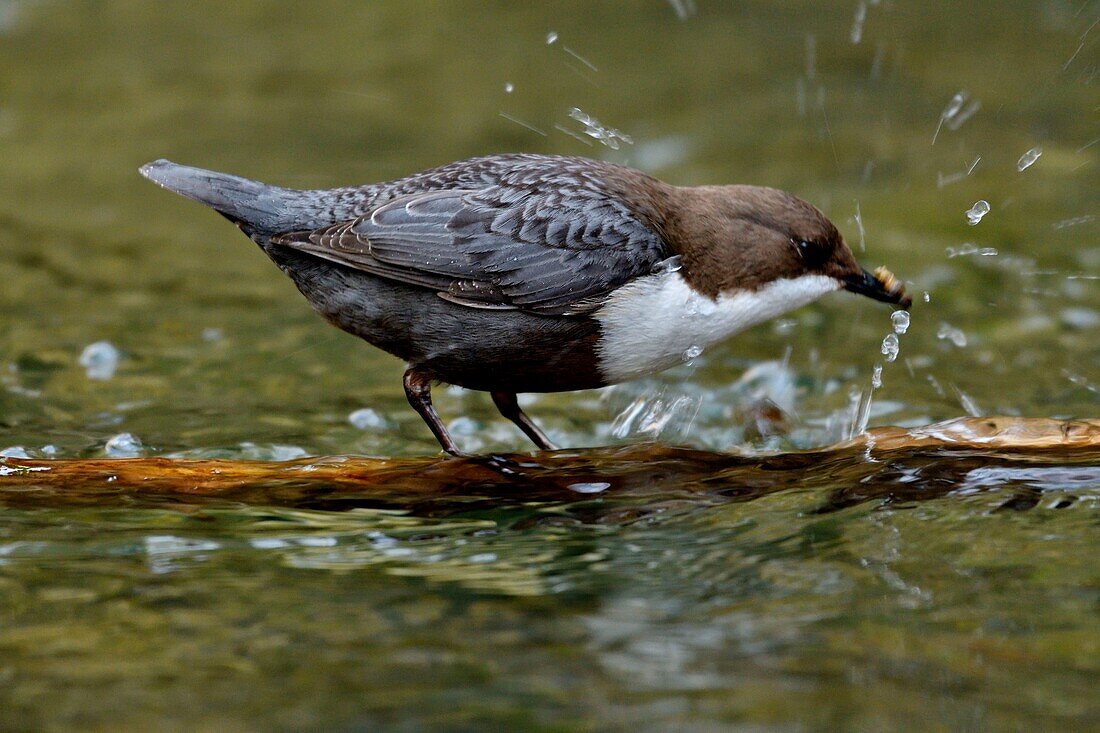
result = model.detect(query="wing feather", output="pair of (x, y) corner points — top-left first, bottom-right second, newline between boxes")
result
(272, 163), (668, 315)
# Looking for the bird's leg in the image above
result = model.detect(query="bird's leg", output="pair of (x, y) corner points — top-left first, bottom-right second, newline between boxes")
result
(403, 368), (462, 456)
(491, 391), (558, 451)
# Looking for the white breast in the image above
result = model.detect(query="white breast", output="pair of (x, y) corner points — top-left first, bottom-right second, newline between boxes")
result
(594, 272), (839, 383)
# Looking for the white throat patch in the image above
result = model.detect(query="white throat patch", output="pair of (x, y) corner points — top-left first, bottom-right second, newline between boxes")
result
(595, 271), (839, 383)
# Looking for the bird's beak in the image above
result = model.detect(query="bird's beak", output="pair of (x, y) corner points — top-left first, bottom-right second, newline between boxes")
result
(842, 267), (912, 308)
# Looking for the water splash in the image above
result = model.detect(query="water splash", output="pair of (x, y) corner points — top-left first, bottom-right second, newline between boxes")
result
(880, 333), (900, 362)
(348, 408), (386, 430)
(498, 112), (547, 137)
(965, 200), (990, 226)
(504, 82), (514, 94)
(653, 255), (682, 274)
(1053, 215), (1095, 229)
(937, 156), (981, 188)
(951, 385), (982, 417)
(853, 201), (866, 251)
(946, 243), (998, 257)
(682, 345), (703, 364)
(105, 432), (143, 458)
(937, 323), (968, 348)
(871, 363), (883, 389)
(933, 92), (964, 143)
(891, 311), (910, 334)
(666, 0), (696, 20)
(568, 482), (610, 494)
(1017, 147), (1042, 171)
(610, 390), (699, 439)
(567, 108), (633, 150)
(545, 31), (558, 45)
(79, 341), (120, 380)
(850, 1), (867, 44)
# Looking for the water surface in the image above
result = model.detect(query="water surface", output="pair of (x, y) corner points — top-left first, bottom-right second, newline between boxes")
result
(0, 1), (1097, 730)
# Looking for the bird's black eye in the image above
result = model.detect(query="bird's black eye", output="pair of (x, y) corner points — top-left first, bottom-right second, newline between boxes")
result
(794, 239), (829, 267)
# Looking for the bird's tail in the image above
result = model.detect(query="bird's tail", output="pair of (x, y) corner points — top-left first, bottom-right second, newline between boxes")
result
(139, 159), (302, 235)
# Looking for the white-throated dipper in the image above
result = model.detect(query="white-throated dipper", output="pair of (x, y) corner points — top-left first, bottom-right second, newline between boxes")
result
(140, 154), (911, 455)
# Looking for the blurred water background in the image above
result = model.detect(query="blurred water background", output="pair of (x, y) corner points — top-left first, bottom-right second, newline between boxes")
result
(0, 1), (1097, 730)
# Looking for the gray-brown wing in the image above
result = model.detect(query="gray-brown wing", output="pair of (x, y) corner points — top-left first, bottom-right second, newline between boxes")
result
(271, 187), (670, 315)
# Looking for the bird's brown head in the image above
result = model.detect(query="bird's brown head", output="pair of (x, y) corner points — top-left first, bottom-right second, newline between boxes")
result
(666, 185), (911, 308)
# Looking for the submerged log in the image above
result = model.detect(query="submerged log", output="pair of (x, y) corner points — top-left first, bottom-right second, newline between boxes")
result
(0, 417), (1097, 514)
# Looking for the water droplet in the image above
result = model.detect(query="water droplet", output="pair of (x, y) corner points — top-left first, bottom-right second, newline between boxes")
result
(1017, 147), (1042, 171)
(79, 341), (120, 380)
(890, 310), (910, 334)
(946, 243), (998, 257)
(348, 408), (385, 430)
(923, 291), (931, 303)
(937, 323), (968, 348)
(871, 364), (883, 389)
(773, 319), (796, 336)
(1053, 215), (1095, 230)
(545, 31), (558, 45)
(880, 333), (900, 362)
(965, 200), (990, 226)
(951, 385), (982, 417)
(850, 1), (867, 44)
(568, 107), (633, 150)
(568, 482), (610, 494)
(933, 91), (978, 144)
(682, 345), (703, 363)
(653, 255), (682, 274)
(943, 92), (967, 120)
(105, 432), (143, 457)
(503, 82), (514, 94)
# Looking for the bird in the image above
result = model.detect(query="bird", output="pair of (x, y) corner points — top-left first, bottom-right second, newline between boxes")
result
(140, 154), (910, 455)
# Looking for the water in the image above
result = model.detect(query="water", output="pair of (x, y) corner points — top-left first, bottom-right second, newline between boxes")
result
(104, 431), (143, 457)
(1018, 146), (1042, 171)
(937, 322), (969, 348)
(966, 199), (991, 225)
(890, 310), (910, 334)
(850, 1), (868, 44)
(880, 332), (900, 362)
(0, 1), (1097, 730)
(77, 340), (120, 380)
(347, 407), (386, 430)
(946, 242), (998, 257)
(568, 107), (634, 150)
